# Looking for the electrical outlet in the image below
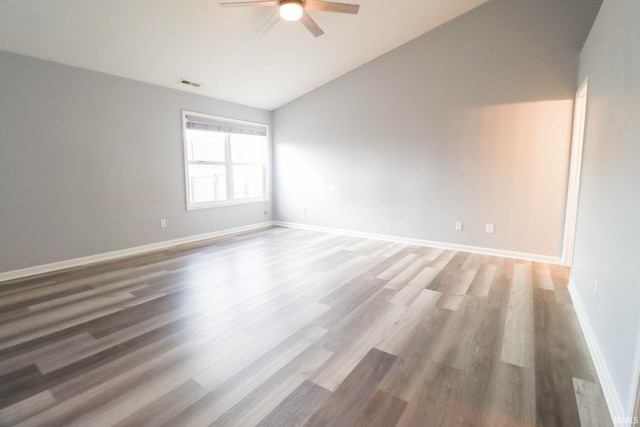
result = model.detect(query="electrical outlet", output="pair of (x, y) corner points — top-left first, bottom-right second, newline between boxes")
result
(594, 280), (599, 297)
(485, 224), (495, 234)
(455, 221), (463, 231)
(160, 219), (167, 228)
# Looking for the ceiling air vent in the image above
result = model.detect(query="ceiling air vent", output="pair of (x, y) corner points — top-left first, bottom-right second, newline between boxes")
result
(178, 79), (201, 88)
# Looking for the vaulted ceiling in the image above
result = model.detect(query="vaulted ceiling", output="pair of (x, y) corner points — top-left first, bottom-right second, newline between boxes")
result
(0, 0), (488, 110)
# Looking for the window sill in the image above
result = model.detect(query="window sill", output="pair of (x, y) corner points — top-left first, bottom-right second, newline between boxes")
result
(186, 197), (269, 211)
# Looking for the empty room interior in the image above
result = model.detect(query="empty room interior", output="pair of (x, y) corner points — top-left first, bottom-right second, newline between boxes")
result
(1, 0), (639, 426)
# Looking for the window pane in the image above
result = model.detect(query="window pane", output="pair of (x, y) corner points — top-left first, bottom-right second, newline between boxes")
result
(188, 164), (227, 202)
(188, 129), (225, 161)
(233, 165), (264, 199)
(230, 134), (265, 164)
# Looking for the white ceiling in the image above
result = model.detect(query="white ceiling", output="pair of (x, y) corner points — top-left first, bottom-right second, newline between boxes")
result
(0, 0), (488, 110)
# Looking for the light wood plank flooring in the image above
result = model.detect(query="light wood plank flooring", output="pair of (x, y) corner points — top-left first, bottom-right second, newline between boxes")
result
(0, 227), (612, 426)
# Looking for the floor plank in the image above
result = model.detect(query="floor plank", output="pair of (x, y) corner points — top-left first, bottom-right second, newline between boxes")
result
(304, 348), (397, 427)
(573, 377), (614, 427)
(481, 361), (536, 427)
(255, 380), (332, 427)
(533, 288), (583, 427)
(501, 263), (535, 368)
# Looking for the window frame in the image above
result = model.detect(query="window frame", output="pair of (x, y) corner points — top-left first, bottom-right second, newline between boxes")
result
(182, 110), (270, 211)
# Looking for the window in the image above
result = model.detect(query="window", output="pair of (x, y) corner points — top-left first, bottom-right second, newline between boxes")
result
(183, 111), (269, 210)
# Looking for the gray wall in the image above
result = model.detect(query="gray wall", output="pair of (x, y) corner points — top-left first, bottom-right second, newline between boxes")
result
(0, 51), (272, 274)
(273, 0), (601, 257)
(573, 0), (640, 415)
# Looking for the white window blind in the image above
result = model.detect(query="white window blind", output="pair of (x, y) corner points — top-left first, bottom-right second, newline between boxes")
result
(184, 114), (267, 136)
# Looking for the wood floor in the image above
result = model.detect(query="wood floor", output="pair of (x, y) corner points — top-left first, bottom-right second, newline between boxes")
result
(0, 227), (612, 426)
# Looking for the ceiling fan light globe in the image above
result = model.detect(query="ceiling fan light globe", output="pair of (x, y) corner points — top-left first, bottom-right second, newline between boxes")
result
(280, 2), (303, 21)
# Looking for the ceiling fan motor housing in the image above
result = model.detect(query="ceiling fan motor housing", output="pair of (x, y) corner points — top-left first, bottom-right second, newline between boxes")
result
(279, 0), (304, 21)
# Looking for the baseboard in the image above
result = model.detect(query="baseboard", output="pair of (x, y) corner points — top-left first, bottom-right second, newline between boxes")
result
(0, 220), (562, 284)
(0, 221), (275, 283)
(568, 279), (625, 424)
(628, 321), (640, 423)
(274, 221), (562, 264)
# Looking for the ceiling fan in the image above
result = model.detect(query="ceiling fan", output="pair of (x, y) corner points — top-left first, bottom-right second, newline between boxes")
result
(220, 0), (360, 37)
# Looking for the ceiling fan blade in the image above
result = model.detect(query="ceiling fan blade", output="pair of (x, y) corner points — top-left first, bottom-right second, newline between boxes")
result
(304, 0), (359, 14)
(220, 1), (279, 7)
(257, 10), (281, 34)
(300, 11), (324, 37)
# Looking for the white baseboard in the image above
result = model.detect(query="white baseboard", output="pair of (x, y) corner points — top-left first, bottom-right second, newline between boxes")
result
(0, 221), (275, 283)
(274, 221), (562, 264)
(627, 321), (640, 424)
(568, 279), (625, 424)
(0, 220), (562, 284)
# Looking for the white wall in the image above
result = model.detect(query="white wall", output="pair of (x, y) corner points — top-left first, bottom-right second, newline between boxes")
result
(273, 0), (601, 258)
(572, 0), (640, 418)
(0, 51), (272, 274)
